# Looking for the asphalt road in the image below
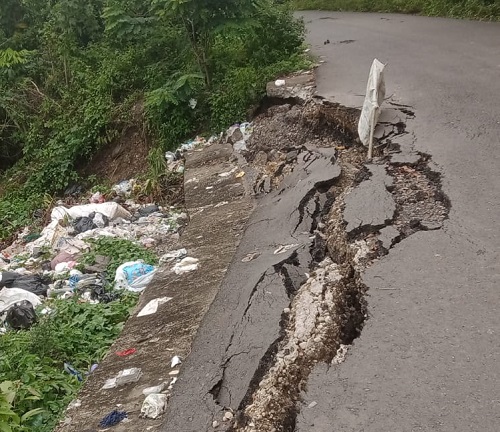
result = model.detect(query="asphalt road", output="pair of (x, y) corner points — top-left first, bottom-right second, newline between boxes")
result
(297, 12), (500, 431)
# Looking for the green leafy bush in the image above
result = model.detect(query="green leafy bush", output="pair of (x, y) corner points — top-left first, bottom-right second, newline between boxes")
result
(0, 0), (307, 241)
(0, 294), (137, 432)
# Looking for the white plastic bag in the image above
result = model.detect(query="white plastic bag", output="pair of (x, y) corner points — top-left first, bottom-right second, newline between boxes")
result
(172, 257), (199, 275)
(25, 220), (68, 254)
(112, 179), (135, 197)
(141, 393), (167, 419)
(137, 297), (172, 317)
(0, 288), (42, 316)
(102, 367), (142, 390)
(358, 59), (386, 146)
(159, 249), (187, 264)
(51, 202), (131, 222)
(114, 261), (157, 292)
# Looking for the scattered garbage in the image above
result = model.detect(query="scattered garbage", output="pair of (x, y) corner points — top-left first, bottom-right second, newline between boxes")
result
(138, 205), (160, 216)
(0, 128), (213, 423)
(141, 393), (167, 419)
(164, 134), (219, 173)
(0, 271), (48, 296)
(115, 348), (137, 357)
(64, 363), (83, 382)
(159, 249), (187, 264)
(90, 285), (119, 303)
(168, 377), (177, 390)
(51, 251), (76, 270)
(171, 355), (182, 368)
(114, 261), (157, 292)
(165, 152), (176, 164)
(227, 122), (253, 152)
(5, 300), (37, 330)
(142, 382), (167, 396)
(172, 257), (199, 275)
(54, 261), (76, 275)
(102, 367), (143, 390)
(112, 179), (136, 198)
(275, 79), (286, 87)
(137, 297), (172, 317)
(99, 410), (128, 427)
(51, 202), (132, 223)
(0, 288), (42, 317)
(90, 191), (105, 204)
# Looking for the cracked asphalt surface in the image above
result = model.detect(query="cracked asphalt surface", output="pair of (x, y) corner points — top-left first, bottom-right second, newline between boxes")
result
(161, 147), (340, 431)
(297, 12), (500, 431)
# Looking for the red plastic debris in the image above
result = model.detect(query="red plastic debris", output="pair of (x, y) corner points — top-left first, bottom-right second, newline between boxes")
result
(116, 348), (137, 357)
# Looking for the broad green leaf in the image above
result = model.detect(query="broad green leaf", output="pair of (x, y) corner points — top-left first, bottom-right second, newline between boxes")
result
(21, 407), (46, 422)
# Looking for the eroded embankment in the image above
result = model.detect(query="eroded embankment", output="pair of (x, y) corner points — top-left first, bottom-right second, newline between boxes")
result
(160, 94), (450, 432)
(229, 99), (450, 432)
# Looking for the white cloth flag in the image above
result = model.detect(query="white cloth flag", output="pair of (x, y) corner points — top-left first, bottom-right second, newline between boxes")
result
(358, 59), (386, 146)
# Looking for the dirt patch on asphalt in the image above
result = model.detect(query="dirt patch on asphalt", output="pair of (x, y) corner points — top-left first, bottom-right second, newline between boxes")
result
(387, 157), (451, 238)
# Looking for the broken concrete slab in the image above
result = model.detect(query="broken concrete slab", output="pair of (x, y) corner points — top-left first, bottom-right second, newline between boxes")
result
(390, 151), (421, 165)
(343, 164), (395, 234)
(266, 71), (316, 101)
(378, 225), (400, 250)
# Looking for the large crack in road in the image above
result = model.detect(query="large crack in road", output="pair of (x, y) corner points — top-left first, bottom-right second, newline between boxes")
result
(161, 95), (450, 432)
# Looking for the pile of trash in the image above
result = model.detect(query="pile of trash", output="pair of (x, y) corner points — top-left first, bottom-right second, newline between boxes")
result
(225, 122), (253, 152)
(0, 178), (192, 333)
(164, 134), (220, 173)
(0, 123), (257, 333)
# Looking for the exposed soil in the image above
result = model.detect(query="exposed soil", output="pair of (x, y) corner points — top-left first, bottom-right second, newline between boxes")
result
(387, 158), (450, 237)
(246, 99), (359, 161)
(79, 102), (152, 185)
(80, 125), (152, 185)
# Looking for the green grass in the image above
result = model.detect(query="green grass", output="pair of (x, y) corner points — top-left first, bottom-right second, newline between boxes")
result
(292, 0), (500, 20)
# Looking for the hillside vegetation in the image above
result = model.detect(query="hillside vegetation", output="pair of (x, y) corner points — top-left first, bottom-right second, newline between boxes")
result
(293, 0), (500, 20)
(0, 0), (307, 242)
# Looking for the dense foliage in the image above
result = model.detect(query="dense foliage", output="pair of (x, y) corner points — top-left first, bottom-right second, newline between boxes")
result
(0, 0), (307, 241)
(293, 0), (500, 20)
